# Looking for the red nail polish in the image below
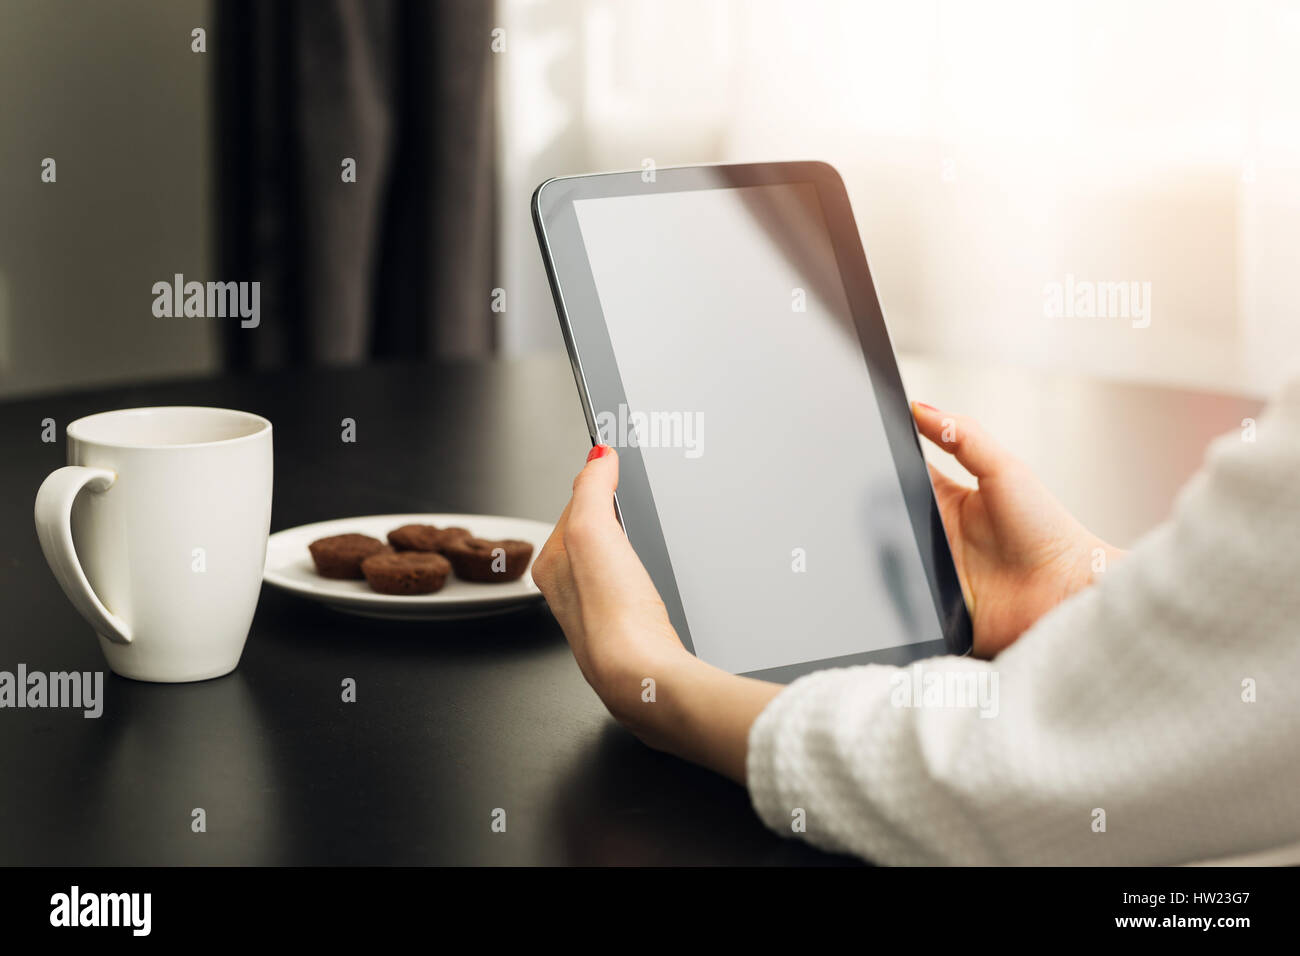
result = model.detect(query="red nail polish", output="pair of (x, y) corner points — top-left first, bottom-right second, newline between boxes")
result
(587, 444), (610, 462)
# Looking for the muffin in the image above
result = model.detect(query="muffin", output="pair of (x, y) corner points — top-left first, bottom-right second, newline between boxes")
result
(361, 550), (453, 595)
(308, 533), (388, 579)
(441, 535), (534, 583)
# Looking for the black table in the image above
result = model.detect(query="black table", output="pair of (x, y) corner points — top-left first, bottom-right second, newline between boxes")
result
(0, 358), (846, 865)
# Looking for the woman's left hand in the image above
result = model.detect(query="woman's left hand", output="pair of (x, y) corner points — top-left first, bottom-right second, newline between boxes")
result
(531, 445), (781, 780)
(530, 445), (689, 731)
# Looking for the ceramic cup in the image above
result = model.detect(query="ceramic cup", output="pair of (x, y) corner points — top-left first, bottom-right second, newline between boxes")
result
(34, 406), (273, 682)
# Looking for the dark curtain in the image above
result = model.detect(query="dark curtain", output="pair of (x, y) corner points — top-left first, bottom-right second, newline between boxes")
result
(214, 0), (497, 370)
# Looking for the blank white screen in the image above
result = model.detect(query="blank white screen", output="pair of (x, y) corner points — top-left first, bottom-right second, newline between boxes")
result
(574, 183), (941, 674)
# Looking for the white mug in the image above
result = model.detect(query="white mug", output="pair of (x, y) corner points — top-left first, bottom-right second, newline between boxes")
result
(34, 406), (273, 683)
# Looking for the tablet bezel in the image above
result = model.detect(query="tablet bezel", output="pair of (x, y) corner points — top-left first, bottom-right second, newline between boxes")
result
(533, 161), (973, 680)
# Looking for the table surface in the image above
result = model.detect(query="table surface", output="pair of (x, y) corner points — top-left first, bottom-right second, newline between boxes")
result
(0, 355), (1263, 865)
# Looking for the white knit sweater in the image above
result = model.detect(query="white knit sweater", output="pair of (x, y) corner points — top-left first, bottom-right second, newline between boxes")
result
(746, 375), (1300, 865)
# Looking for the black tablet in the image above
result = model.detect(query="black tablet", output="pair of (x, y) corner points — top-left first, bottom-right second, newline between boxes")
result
(533, 162), (972, 682)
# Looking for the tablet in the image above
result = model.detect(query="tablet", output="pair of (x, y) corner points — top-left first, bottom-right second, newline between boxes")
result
(533, 162), (972, 682)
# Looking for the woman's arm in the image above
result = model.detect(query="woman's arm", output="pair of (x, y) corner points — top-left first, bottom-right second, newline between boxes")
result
(594, 649), (780, 785)
(748, 383), (1300, 861)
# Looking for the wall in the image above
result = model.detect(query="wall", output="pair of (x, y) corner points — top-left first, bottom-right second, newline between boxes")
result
(0, 0), (215, 399)
(498, 0), (1300, 399)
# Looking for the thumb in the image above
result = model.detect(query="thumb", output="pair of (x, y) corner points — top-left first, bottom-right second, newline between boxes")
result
(911, 402), (1015, 480)
(567, 444), (622, 542)
(565, 444), (654, 604)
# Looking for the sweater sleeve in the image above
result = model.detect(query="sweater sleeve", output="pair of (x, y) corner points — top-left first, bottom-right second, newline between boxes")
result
(746, 377), (1300, 865)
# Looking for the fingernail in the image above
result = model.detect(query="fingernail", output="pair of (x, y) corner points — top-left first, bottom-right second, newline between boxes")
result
(913, 401), (938, 413)
(587, 444), (610, 462)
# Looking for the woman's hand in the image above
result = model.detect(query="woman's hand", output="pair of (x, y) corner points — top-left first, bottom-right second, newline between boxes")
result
(911, 402), (1124, 658)
(531, 445), (781, 782)
(530, 445), (686, 713)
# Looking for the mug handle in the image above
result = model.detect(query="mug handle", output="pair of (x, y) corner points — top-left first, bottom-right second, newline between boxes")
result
(34, 465), (132, 645)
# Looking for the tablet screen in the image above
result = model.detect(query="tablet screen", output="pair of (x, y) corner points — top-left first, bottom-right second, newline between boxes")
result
(572, 182), (945, 675)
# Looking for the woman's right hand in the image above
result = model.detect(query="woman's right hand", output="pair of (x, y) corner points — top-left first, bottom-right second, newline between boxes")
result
(912, 402), (1125, 658)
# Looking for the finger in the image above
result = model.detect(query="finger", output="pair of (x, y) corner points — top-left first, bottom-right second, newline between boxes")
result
(568, 444), (622, 542)
(532, 496), (571, 593)
(912, 401), (1013, 479)
(564, 445), (659, 603)
(531, 539), (587, 658)
(927, 462), (968, 506)
(539, 496), (573, 560)
(535, 542), (578, 616)
(532, 496), (585, 633)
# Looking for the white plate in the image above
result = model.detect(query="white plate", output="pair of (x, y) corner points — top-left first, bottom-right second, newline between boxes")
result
(262, 514), (552, 620)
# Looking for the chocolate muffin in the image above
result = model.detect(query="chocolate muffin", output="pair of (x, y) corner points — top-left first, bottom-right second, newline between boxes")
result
(441, 535), (534, 583)
(308, 533), (388, 579)
(387, 523), (474, 554)
(386, 524), (443, 552)
(436, 526), (472, 551)
(361, 550), (452, 595)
